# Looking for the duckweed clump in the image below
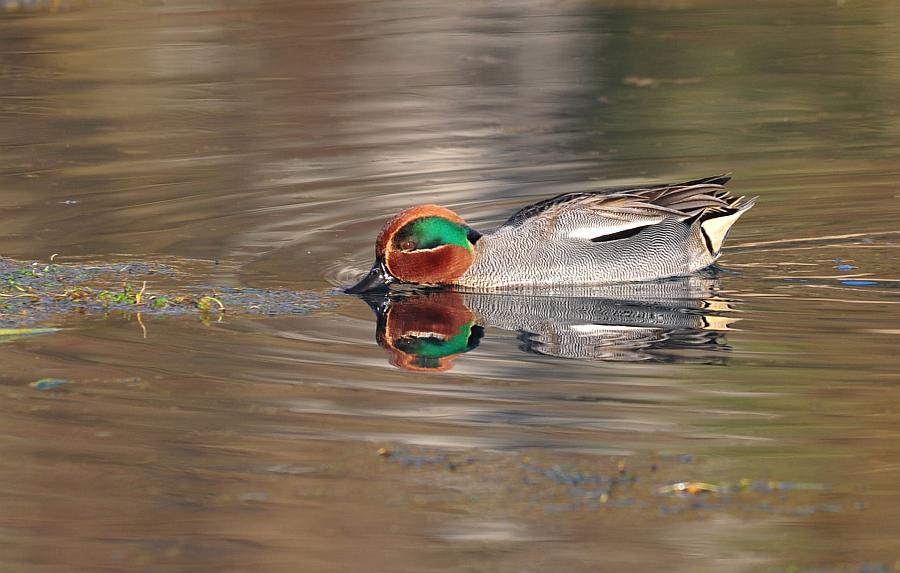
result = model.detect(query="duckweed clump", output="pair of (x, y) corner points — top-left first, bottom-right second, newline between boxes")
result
(0, 258), (324, 328)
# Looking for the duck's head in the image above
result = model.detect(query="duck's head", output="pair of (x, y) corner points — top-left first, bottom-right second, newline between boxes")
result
(346, 205), (481, 293)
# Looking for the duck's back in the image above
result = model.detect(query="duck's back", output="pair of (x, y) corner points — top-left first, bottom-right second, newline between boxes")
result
(458, 176), (753, 288)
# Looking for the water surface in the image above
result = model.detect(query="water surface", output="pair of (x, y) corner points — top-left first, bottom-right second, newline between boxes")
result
(1, 1), (899, 571)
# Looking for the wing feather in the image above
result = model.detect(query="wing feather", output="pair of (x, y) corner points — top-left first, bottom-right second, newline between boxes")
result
(499, 175), (742, 243)
(566, 217), (659, 240)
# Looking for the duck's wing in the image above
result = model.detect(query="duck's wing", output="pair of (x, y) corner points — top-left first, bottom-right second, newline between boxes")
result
(500, 175), (753, 244)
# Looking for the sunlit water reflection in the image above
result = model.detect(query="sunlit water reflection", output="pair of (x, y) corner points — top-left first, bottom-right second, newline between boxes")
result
(1, 1), (900, 572)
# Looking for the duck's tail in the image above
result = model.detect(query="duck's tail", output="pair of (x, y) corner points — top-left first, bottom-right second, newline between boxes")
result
(697, 196), (756, 256)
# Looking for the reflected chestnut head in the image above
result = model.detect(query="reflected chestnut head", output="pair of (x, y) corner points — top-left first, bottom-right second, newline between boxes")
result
(371, 290), (483, 371)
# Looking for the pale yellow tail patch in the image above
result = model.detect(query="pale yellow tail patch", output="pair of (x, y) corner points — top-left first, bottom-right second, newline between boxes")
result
(702, 298), (734, 313)
(702, 315), (741, 331)
(701, 210), (747, 254)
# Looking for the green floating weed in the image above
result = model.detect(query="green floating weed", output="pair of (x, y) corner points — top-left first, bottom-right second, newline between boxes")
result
(2, 258), (322, 330)
(96, 283), (140, 306)
(150, 296), (169, 309)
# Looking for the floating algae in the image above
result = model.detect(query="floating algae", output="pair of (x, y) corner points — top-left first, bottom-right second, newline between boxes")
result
(0, 258), (327, 329)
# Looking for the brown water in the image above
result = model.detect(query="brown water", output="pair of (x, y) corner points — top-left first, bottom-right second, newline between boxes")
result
(2, 1), (900, 571)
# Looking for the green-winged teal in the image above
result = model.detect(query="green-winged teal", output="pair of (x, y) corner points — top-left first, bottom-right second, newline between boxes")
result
(346, 175), (754, 292)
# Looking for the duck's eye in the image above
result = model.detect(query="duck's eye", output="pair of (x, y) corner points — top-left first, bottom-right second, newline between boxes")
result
(400, 239), (418, 251)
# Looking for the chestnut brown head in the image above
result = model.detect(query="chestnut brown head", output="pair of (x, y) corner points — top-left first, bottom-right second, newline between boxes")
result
(346, 205), (481, 293)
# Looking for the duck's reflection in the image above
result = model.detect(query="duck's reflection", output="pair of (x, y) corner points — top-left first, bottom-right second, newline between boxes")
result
(366, 290), (483, 371)
(360, 276), (740, 371)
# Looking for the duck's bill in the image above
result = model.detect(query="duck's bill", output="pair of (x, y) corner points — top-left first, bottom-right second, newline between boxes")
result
(345, 260), (394, 294)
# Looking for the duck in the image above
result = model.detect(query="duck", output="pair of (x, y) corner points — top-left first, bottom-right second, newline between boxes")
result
(346, 175), (754, 293)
